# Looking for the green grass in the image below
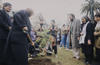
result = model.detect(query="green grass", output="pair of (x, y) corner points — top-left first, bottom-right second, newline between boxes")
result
(46, 47), (85, 65)
(29, 48), (85, 65)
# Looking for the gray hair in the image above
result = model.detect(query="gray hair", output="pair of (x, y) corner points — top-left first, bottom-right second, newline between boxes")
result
(68, 13), (75, 18)
(3, 2), (12, 8)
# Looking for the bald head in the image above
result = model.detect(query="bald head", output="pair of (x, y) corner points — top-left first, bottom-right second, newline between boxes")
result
(25, 8), (34, 17)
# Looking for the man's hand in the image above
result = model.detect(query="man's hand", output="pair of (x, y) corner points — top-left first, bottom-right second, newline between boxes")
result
(77, 37), (80, 40)
(80, 33), (83, 36)
(31, 42), (34, 46)
(88, 40), (91, 45)
(94, 32), (100, 36)
(9, 27), (11, 30)
(94, 32), (97, 36)
(23, 27), (28, 31)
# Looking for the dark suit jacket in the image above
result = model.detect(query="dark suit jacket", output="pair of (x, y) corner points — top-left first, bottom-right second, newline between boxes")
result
(4, 10), (32, 64)
(8, 10), (31, 45)
(0, 10), (11, 39)
(85, 22), (94, 45)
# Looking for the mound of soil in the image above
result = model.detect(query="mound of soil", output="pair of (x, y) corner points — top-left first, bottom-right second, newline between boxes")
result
(28, 58), (56, 65)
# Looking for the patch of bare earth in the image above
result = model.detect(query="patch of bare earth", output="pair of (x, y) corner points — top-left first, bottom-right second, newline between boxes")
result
(28, 58), (59, 65)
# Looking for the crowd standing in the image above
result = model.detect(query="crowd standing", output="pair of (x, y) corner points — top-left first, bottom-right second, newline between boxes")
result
(0, 2), (100, 65)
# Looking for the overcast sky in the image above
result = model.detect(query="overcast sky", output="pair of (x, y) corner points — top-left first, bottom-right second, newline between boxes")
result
(3, 0), (88, 25)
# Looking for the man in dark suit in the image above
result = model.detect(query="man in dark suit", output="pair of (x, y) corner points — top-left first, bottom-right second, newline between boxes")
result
(0, 2), (12, 64)
(7, 8), (34, 65)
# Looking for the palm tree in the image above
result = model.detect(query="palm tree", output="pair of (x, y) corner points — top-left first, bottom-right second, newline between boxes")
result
(81, 1), (100, 16)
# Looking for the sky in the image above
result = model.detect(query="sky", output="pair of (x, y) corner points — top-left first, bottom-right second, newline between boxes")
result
(3, 0), (85, 25)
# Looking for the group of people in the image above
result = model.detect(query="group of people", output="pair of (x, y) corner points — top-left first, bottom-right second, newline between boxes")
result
(56, 13), (100, 65)
(0, 2), (100, 65)
(0, 2), (34, 65)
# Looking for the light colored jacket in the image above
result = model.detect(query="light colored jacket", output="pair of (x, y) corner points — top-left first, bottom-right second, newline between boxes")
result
(95, 21), (100, 48)
(71, 19), (81, 48)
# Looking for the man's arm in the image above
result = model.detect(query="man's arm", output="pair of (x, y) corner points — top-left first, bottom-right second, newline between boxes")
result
(94, 31), (100, 36)
(76, 20), (81, 37)
(0, 11), (11, 31)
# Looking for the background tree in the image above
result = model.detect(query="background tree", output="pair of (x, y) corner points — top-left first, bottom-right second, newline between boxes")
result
(81, 0), (100, 16)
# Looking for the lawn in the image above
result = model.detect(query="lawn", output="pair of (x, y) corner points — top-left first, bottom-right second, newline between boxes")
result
(29, 30), (85, 65)
(47, 47), (85, 65)
(29, 47), (85, 65)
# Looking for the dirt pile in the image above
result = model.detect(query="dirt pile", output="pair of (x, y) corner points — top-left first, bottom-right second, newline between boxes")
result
(28, 58), (56, 65)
